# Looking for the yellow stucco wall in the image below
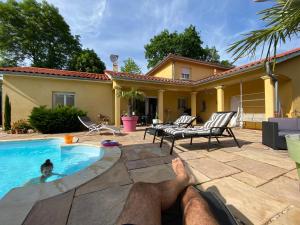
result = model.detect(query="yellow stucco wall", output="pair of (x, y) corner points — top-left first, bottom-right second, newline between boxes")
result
(151, 61), (173, 79)
(224, 79), (265, 114)
(163, 91), (191, 121)
(275, 56), (300, 117)
(197, 90), (217, 121)
(150, 60), (228, 81)
(174, 61), (223, 80)
(2, 75), (114, 124)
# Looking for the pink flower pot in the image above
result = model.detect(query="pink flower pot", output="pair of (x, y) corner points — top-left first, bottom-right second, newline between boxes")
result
(122, 116), (138, 132)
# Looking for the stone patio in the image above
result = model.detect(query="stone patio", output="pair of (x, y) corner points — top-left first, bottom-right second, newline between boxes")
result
(1, 127), (299, 225)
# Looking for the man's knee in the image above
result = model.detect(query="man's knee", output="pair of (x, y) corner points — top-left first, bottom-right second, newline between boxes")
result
(185, 197), (210, 212)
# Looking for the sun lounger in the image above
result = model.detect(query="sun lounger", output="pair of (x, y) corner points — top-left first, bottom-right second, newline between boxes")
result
(143, 115), (196, 143)
(160, 112), (240, 154)
(78, 116), (121, 135)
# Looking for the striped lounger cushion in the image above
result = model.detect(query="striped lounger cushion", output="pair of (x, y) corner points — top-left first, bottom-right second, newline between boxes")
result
(154, 115), (196, 129)
(173, 115), (196, 126)
(164, 112), (234, 137)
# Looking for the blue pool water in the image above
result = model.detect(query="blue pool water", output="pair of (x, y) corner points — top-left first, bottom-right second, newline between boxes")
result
(0, 138), (104, 199)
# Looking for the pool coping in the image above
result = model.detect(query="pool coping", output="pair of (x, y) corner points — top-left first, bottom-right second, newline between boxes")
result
(0, 137), (121, 225)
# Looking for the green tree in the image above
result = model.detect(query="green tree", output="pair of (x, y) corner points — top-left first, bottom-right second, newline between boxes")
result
(0, 0), (81, 68)
(145, 25), (230, 68)
(4, 95), (11, 131)
(68, 49), (106, 73)
(121, 58), (142, 74)
(228, 0), (300, 62)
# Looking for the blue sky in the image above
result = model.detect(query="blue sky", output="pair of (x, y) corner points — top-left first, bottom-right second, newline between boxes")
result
(45, 0), (298, 73)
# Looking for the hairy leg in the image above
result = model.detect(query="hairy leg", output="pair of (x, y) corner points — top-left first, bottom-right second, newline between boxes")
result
(181, 186), (219, 225)
(116, 158), (194, 225)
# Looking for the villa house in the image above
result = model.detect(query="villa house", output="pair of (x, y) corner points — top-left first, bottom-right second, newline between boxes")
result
(1, 47), (300, 129)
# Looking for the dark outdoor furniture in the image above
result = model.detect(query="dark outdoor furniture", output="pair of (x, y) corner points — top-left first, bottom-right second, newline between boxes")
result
(143, 115), (196, 143)
(162, 187), (238, 225)
(160, 112), (240, 154)
(262, 118), (300, 150)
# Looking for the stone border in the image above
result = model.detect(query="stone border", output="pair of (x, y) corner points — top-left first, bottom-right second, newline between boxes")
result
(0, 138), (121, 225)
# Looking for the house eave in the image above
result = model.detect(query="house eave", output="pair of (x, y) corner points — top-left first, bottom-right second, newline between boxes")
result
(0, 71), (112, 83)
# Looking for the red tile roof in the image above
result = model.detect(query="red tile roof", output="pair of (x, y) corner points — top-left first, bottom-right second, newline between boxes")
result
(0, 67), (110, 80)
(195, 47), (300, 84)
(105, 70), (194, 85)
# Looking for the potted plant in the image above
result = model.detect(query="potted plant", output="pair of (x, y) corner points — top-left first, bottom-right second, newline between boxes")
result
(286, 134), (300, 181)
(118, 88), (144, 132)
(152, 112), (159, 125)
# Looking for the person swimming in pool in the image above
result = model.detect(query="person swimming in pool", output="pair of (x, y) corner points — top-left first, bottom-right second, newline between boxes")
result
(40, 159), (54, 183)
(25, 159), (64, 185)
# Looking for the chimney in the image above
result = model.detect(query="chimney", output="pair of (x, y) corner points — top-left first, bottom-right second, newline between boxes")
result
(110, 54), (119, 72)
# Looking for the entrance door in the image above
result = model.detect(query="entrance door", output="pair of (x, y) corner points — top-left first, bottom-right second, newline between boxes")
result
(148, 98), (157, 119)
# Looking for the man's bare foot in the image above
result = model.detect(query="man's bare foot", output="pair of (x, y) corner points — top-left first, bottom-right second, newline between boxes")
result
(172, 158), (195, 185)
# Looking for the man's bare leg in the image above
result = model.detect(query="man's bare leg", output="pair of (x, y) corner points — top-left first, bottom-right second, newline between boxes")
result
(181, 186), (219, 225)
(116, 158), (194, 225)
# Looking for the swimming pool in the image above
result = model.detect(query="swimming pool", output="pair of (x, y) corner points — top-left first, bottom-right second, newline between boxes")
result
(0, 138), (104, 198)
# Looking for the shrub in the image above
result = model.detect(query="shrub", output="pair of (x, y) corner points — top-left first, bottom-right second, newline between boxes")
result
(29, 105), (86, 134)
(11, 119), (33, 134)
(4, 95), (11, 130)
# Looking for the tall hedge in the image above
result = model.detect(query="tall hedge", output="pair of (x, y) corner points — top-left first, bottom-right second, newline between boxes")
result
(29, 105), (86, 134)
(4, 95), (11, 130)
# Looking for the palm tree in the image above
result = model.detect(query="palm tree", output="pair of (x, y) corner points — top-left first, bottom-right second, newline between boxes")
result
(117, 88), (144, 116)
(228, 0), (300, 63)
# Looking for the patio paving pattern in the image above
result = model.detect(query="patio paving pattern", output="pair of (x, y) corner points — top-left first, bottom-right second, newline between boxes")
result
(1, 128), (300, 225)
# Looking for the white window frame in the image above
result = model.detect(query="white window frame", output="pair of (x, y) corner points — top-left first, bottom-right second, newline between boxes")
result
(181, 67), (190, 80)
(52, 92), (75, 108)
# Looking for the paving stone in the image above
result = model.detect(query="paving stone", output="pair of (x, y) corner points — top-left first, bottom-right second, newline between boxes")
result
(258, 176), (300, 207)
(187, 158), (240, 179)
(200, 177), (289, 225)
(68, 184), (131, 225)
(235, 149), (295, 170)
(129, 164), (175, 183)
(227, 158), (287, 180)
(221, 146), (244, 153)
(231, 172), (267, 187)
(23, 190), (74, 225)
(284, 169), (299, 180)
(75, 162), (132, 196)
(123, 144), (168, 160)
(126, 157), (163, 170)
(176, 150), (207, 161)
(203, 150), (243, 163)
(184, 162), (210, 184)
(268, 206), (300, 225)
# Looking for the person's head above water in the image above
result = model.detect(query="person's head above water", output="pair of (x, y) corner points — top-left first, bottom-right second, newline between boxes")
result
(40, 159), (53, 177)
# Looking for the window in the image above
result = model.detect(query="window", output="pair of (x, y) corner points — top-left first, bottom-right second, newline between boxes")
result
(178, 98), (187, 110)
(181, 68), (190, 80)
(53, 92), (75, 107)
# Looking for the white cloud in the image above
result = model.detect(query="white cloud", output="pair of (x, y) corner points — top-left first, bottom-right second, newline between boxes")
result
(44, 0), (107, 34)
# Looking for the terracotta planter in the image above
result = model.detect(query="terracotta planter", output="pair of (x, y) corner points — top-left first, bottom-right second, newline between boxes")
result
(286, 134), (300, 180)
(122, 116), (138, 132)
(64, 134), (74, 144)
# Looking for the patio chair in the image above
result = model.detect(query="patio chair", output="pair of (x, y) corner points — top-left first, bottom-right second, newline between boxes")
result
(160, 112), (240, 154)
(143, 115), (196, 143)
(78, 116), (121, 135)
